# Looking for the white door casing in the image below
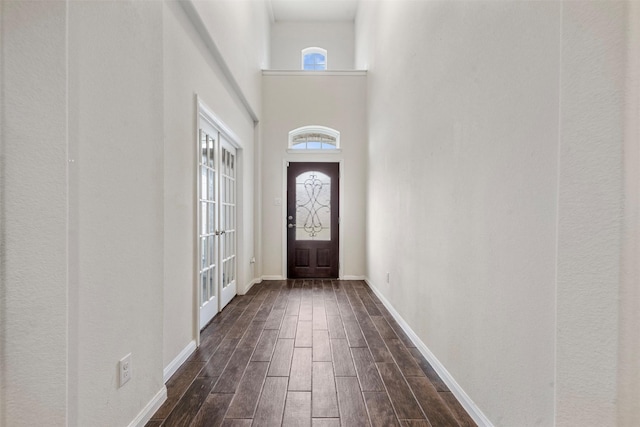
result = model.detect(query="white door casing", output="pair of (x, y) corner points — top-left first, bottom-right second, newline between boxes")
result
(197, 101), (240, 330)
(281, 158), (344, 279)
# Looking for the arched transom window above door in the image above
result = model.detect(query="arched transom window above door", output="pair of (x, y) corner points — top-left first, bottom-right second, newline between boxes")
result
(288, 126), (341, 153)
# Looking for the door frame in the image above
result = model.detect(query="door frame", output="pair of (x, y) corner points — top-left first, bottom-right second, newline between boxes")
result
(281, 159), (344, 279)
(195, 96), (244, 343)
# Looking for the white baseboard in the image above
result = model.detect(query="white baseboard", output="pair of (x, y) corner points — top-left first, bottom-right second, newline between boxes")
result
(260, 275), (366, 281)
(364, 278), (493, 427)
(127, 386), (167, 427)
(163, 340), (197, 383)
(259, 276), (367, 281)
(240, 277), (261, 295)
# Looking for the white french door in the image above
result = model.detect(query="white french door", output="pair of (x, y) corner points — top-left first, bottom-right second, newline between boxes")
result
(219, 136), (237, 310)
(198, 121), (237, 330)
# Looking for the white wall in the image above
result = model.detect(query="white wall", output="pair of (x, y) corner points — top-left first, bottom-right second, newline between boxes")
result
(270, 22), (355, 70)
(2, 0), (269, 425)
(67, 2), (165, 425)
(619, 3), (640, 425)
(1, 2), (69, 425)
(356, 1), (636, 426)
(189, 0), (270, 115)
(261, 73), (367, 278)
(357, 1), (560, 425)
(555, 3), (627, 425)
(162, 0), (267, 369)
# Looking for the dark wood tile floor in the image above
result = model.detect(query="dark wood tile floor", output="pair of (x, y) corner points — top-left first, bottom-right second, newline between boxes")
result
(147, 280), (476, 427)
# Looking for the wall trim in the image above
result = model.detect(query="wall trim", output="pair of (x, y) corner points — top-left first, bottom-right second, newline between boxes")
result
(261, 275), (365, 281)
(127, 386), (167, 427)
(364, 278), (494, 427)
(197, 96), (244, 149)
(179, 1), (258, 122)
(263, 70), (367, 77)
(164, 340), (197, 383)
(240, 277), (261, 295)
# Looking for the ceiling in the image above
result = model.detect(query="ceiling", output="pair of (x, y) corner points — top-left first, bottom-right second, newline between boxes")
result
(268, 0), (359, 22)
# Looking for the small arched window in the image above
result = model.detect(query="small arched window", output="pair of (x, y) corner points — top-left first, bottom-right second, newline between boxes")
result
(302, 47), (327, 71)
(288, 126), (340, 152)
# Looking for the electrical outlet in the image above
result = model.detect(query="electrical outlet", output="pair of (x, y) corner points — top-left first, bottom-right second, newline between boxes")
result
(386, 272), (390, 284)
(119, 353), (132, 387)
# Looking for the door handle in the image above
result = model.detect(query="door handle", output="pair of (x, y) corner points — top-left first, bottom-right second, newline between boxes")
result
(288, 215), (293, 220)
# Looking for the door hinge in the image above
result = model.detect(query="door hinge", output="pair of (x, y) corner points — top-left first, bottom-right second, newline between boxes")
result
(338, 217), (341, 224)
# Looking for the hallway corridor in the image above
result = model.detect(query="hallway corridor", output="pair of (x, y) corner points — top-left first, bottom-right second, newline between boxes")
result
(147, 280), (476, 426)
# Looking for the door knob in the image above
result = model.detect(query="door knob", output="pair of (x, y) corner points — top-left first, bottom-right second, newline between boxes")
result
(288, 223), (294, 228)
(288, 215), (293, 220)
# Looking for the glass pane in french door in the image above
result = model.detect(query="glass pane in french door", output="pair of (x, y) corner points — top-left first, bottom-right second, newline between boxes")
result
(220, 139), (236, 291)
(199, 129), (217, 328)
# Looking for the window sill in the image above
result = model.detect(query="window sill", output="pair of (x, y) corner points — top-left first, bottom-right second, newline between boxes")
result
(263, 70), (367, 77)
(287, 149), (342, 155)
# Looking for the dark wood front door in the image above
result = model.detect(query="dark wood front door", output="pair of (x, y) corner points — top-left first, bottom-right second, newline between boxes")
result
(287, 162), (339, 278)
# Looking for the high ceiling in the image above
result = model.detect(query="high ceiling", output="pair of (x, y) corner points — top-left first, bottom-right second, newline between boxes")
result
(268, 0), (359, 22)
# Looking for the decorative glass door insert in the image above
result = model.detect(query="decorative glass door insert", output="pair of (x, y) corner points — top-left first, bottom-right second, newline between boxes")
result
(295, 171), (331, 241)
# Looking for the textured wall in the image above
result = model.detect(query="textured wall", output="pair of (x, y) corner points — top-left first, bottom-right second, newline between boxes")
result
(261, 74), (367, 278)
(189, 0), (270, 116)
(357, 1), (633, 425)
(555, 3), (627, 425)
(67, 2), (165, 425)
(162, 0), (263, 369)
(270, 22), (355, 70)
(1, 1), (69, 425)
(619, 3), (640, 425)
(357, 1), (560, 425)
(2, 1), (269, 424)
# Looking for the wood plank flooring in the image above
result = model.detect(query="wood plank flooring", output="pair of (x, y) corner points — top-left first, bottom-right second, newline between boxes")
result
(147, 280), (476, 427)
